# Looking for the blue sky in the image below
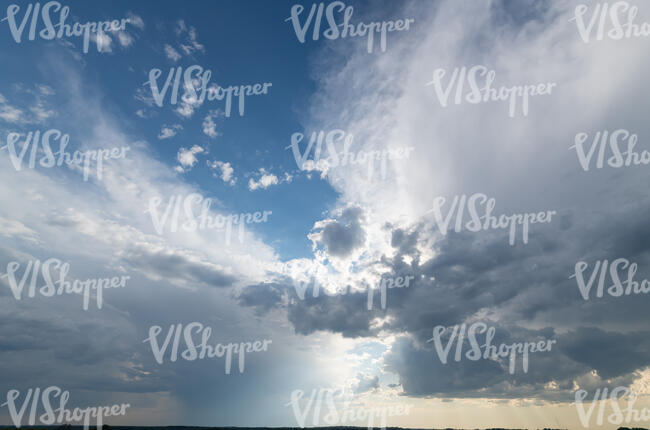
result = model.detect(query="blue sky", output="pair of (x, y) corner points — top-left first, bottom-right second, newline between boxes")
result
(0, 0), (352, 259)
(1, 1), (650, 429)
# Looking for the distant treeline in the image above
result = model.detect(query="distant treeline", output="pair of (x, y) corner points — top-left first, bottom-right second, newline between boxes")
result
(4, 425), (649, 430)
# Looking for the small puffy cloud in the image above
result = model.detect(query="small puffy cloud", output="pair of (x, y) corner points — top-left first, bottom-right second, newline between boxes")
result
(92, 32), (113, 53)
(310, 207), (366, 258)
(0, 104), (23, 123)
(117, 31), (134, 48)
(30, 101), (55, 122)
(248, 168), (293, 191)
(175, 145), (204, 173)
(207, 160), (236, 185)
(126, 13), (145, 30)
(37, 85), (55, 96)
(0, 87), (56, 124)
(134, 86), (155, 107)
(157, 124), (182, 140)
(0, 92), (23, 123)
(175, 20), (204, 56)
(247, 168), (275, 191)
(202, 110), (222, 138)
(164, 44), (181, 62)
(175, 79), (203, 118)
(0, 90), (56, 124)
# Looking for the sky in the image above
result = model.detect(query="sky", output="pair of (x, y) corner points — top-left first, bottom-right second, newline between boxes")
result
(0, 0), (649, 429)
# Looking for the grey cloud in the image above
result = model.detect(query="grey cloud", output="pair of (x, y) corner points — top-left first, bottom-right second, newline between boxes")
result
(315, 206), (366, 258)
(354, 373), (380, 394)
(121, 245), (237, 288)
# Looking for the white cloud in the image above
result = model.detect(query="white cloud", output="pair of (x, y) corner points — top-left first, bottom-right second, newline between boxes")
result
(29, 102), (55, 122)
(164, 44), (181, 62)
(0, 104), (23, 123)
(37, 85), (55, 96)
(207, 160), (235, 185)
(134, 86), (155, 107)
(157, 124), (182, 140)
(93, 32), (113, 53)
(0, 217), (40, 244)
(175, 19), (205, 55)
(202, 110), (222, 138)
(0, 87), (56, 124)
(175, 145), (205, 172)
(117, 31), (134, 48)
(0, 57), (304, 427)
(175, 79), (203, 118)
(247, 168), (292, 191)
(126, 13), (145, 30)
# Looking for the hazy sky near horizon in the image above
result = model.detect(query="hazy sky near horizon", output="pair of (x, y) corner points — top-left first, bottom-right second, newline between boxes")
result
(0, 1), (650, 429)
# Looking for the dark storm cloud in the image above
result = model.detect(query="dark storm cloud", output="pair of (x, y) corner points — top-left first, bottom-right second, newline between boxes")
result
(238, 200), (650, 400)
(559, 327), (650, 379)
